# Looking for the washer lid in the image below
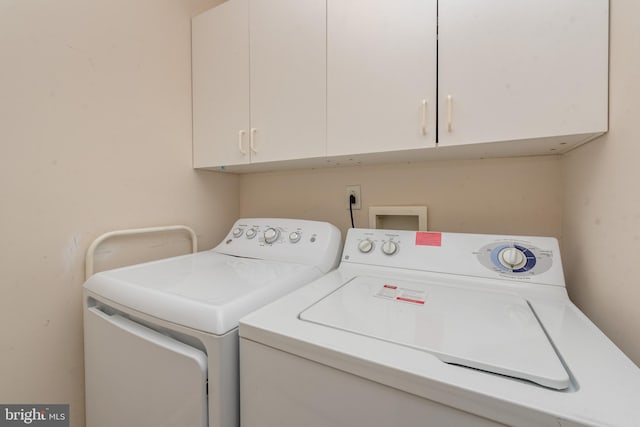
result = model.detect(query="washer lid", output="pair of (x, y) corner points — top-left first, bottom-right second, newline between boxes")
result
(299, 276), (569, 390)
(85, 251), (320, 335)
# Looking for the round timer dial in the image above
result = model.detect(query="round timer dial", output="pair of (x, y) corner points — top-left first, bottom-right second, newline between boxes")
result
(498, 247), (527, 270)
(477, 241), (553, 276)
(264, 227), (280, 244)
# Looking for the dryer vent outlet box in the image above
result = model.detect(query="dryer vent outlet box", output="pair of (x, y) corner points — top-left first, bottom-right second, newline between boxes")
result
(369, 206), (427, 231)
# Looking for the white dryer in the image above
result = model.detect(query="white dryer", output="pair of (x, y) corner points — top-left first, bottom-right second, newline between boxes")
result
(239, 228), (640, 427)
(83, 218), (341, 427)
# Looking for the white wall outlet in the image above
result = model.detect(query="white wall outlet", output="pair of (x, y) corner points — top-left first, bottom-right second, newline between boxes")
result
(346, 185), (361, 210)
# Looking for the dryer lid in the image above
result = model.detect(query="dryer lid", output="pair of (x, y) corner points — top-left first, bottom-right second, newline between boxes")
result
(299, 276), (569, 390)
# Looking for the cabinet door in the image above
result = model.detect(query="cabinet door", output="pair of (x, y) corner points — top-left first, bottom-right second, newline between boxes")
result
(192, 0), (250, 168)
(249, 0), (327, 163)
(438, 0), (609, 147)
(327, 0), (437, 156)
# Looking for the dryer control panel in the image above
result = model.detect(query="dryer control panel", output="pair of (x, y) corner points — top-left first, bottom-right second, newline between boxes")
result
(342, 229), (565, 287)
(214, 218), (342, 274)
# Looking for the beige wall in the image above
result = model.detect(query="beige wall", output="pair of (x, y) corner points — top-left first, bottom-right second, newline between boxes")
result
(240, 156), (563, 240)
(0, 0), (237, 425)
(562, 0), (640, 365)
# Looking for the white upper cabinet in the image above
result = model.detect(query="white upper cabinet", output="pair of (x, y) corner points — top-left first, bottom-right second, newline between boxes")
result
(438, 0), (609, 147)
(193, 0), (608, 172)
(192, 0), (250, 168)
(192, 0), (326, 169)
(327, 0), (437, 156)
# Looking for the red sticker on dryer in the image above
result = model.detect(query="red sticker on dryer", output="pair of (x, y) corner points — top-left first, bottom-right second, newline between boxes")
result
(415, 232), (442, 246)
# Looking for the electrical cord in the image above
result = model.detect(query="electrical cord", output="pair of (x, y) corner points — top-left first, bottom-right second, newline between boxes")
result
(349, 194), (356, 228)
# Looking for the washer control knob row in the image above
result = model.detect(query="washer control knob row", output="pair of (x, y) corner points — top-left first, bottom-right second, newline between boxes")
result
(358, 239), (374, 253)
(289, 231), (301, 243)
(264, 227), (280, 244)
(382, 240), (398, 256)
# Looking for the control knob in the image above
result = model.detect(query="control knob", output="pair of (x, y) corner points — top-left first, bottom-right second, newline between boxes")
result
(289, 231), (301, 243)
(264, 227), (280, 244)
(358, 239), (374, 253)
(499, 247), (526, 270)
(381, 240), (398, 256)
(246, 228), (257, 239)
(232, 227), (244, 238)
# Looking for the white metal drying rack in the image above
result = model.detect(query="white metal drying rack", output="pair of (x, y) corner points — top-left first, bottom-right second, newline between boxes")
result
(85, 225), (198, 280)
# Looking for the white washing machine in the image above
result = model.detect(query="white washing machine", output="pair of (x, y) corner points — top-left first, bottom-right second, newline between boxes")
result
(83, 218), (341, 427)
(239, 228), (640, 427)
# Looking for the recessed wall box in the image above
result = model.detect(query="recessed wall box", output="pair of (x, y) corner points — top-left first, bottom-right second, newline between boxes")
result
(368, 206), (427, 231)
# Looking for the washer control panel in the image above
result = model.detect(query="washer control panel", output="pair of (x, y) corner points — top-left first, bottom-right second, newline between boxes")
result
(213, 218), (342, 274)
(342, 228), (564, 287)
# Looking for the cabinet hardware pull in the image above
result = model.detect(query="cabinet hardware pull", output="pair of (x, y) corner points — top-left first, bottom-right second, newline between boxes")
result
(421, 99), (428, 136)
(250, 128), (258, 153)
(238, 130), (247, 155)
(447, 95), (453, 132)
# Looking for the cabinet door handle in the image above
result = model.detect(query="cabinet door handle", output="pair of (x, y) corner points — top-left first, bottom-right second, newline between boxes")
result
(447, 95), (453, 132)
(250, 128), (258, 154)
(421, 99), (428, 136)
(238, 130), (247, 155)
